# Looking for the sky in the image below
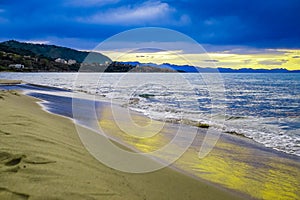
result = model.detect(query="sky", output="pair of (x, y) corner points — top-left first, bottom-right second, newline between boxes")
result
(0, 0), (300, 70)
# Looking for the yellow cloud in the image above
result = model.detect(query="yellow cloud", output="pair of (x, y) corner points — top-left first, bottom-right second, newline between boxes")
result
(102, 48), (300, 70)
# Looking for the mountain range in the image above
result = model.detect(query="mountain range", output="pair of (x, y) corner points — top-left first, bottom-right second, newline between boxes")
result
(121, 61), (300, 73)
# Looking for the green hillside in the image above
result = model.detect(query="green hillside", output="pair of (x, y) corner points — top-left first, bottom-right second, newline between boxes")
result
(0, 40), (113, 72)
(0, 40), (111, 64)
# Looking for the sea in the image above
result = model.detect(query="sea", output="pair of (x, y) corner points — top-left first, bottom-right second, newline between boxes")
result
(1, 72), (299, 157)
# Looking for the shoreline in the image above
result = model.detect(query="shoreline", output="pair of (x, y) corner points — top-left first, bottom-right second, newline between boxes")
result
(1, 73), (298, 158)
(0, 83), (244, 199)
(25, 81), (300, 159)
(1, 80), (300, 199)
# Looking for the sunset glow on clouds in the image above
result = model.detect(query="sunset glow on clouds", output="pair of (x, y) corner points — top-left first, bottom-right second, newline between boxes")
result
(205, 49), (300, 70)
(101, 48), (300, 70)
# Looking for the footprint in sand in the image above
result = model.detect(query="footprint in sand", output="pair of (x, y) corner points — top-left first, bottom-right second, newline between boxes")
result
(0, 152), (23, 173)
(0, 151), (56, 173)
(0, 187), (29, 200)
(0, 130), (11, 135)
(0, 152), (55, 199)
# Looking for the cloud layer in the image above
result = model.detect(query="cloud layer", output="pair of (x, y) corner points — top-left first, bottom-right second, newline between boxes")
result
(0, 0), (299, 49)
(78, 1), (179, 25)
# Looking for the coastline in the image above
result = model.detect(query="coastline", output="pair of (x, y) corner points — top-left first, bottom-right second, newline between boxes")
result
(0, 85), (243, 199)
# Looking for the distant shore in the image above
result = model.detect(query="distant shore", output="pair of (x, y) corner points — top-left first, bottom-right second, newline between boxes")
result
(0, 80), (243, 200)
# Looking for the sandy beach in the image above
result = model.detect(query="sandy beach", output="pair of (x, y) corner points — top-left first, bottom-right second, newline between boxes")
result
(2, 0), (300, 198)
(0, 84), (243, 199)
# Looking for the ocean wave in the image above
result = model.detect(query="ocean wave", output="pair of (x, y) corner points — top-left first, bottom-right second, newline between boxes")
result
(1, 72), (299, 157)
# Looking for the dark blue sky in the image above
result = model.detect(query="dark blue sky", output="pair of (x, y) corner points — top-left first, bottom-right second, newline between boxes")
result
(0, 0), (299, 50)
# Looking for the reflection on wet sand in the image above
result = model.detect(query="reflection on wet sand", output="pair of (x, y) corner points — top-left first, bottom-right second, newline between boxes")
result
(99, 106), (300, 200)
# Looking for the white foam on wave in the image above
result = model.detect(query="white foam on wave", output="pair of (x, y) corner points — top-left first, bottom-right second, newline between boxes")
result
(1, 72), (299, 157)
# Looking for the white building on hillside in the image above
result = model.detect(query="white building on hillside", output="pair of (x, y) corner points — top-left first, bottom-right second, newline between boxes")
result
(67, 59), (76, 65)
(9, 64), (25, 69)
(55, 58), (67, 64)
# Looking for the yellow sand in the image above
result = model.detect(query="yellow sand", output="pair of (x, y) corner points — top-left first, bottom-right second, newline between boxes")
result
(0, 90), (243, 200)
(0, 79), (22, 85)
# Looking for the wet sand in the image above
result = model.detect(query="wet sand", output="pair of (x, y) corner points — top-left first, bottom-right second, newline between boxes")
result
(0, 87), (243, 199)
(99, 104), (300, 200)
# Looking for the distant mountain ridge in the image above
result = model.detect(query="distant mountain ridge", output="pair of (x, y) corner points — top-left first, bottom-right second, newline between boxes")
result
(121, 61), (300, 73)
